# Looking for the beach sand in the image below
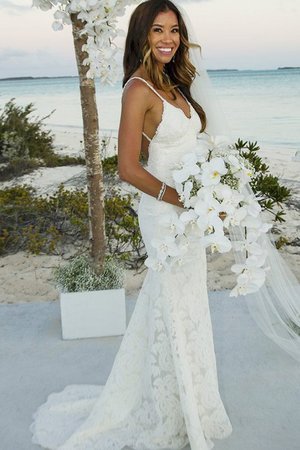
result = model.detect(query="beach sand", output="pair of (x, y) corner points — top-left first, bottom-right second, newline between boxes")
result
(1, 130), (299, 304)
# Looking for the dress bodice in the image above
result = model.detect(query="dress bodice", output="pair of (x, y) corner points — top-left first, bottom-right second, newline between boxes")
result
(123, 76), (201, 187)
(146, 100), (201, 187)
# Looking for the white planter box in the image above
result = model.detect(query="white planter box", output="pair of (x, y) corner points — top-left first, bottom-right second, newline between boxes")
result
(60, 288), (126, 340)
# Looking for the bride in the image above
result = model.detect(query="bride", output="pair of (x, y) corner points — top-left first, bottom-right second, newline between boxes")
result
(30, 0), (300, 449)
(31, 1), (233, 448)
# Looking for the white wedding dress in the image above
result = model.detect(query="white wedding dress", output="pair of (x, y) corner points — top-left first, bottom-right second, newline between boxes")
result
(30, 77), (233, 450)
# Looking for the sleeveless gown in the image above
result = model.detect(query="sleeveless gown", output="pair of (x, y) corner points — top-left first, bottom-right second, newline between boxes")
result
(30, 77), (233, 450)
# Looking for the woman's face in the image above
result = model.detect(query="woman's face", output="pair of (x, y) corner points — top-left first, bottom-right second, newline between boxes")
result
(148, 9), (180, 69)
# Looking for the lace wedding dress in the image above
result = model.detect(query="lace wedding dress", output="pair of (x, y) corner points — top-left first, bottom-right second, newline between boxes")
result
(30, 77), (233, 450)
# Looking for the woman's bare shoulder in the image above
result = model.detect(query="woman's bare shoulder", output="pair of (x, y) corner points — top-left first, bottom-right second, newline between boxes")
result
(122, 77), (153, 107)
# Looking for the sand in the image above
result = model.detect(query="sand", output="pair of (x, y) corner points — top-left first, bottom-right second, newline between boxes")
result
(1, 130), (299, 304)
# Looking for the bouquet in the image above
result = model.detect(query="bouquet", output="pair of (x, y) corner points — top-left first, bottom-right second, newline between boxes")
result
(145, 134), (272, 297)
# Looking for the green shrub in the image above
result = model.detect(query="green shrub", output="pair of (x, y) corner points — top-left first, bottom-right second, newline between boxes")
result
(0, 184), (84, 255)
(102, 154), (118, 178)
(0, 98), (54, 162)
(0, 158), (41, 181)
(275, 235), (290, 249)
(0, 99), (85, 181)
(43, 153), (85, 167)
(235, 139), (291, 222)
(0, 184), (145, 268)
(53, 254), (125, 292)
(0, 184), (89, 255)
(0, 136), (292, 261)
(105, 187), (145, 267)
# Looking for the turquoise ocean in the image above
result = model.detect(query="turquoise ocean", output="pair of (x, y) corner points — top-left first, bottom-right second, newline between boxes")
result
(0, 68), (299, 153)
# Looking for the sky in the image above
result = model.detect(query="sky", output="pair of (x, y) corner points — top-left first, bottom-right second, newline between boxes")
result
(0, 0), (299, 78)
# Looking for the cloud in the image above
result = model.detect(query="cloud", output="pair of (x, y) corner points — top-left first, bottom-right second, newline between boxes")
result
(1, 0), (31, 15)
(0, 46), (77, 78)
(0, 48), (30, 63)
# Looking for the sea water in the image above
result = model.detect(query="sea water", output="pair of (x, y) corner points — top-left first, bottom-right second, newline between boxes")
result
(0, 69), (299, 153)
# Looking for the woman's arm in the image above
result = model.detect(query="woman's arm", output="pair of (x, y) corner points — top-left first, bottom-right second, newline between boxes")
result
(118, 80), (184, 208)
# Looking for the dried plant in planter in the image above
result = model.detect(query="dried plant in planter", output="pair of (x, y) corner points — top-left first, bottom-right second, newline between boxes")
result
(53, 254), (125, 293)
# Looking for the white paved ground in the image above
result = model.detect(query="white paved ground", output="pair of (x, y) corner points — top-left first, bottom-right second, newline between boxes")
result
(1, 291), (299, 450)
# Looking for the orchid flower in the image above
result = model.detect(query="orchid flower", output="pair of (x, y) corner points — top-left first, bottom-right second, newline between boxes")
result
(245, 252), (268, 268)
(32, 0), (53, 11)
(150, 236), (181, 261)
(197, 134), (231, 153)
(201, 232), (232, 253)
(213, 183), (233, 201)
(178, 180), (194, 208)
(194, 195), (224, 233)
(230, 264), (268, 296)
(144, 257), (168, 273)
(226, 154), (241, 171)
(233, 238), (265, 256)
(241, 215), (272, 233)
(179, 209), (204, 237)
(179, 209), (198, 225)
(201, 157), (228, 186)
(243, 195), (262, 217)
(173, 153), (200, 184)
(192, 189), (217, 230)
(158, 212), (185, 236)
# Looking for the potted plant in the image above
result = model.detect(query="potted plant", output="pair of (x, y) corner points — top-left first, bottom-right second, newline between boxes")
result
(54, 255), (126, 340)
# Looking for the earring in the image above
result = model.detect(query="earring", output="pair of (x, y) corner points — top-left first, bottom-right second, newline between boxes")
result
(172, 56), (175, 63)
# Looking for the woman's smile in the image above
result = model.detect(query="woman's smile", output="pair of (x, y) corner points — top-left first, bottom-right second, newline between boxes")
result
(156, 46), (174, 56)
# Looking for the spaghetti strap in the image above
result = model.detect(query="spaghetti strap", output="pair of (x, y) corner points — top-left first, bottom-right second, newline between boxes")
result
(142, 131), (152, 142)
(178, 88), (189, 104)
(124, 76), (165, 102)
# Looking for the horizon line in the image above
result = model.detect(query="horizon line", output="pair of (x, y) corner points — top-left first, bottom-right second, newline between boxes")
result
(1, 67), (299, 81)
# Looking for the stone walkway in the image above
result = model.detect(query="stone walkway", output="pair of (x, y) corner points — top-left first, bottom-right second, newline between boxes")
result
(1, 292), (299, 450)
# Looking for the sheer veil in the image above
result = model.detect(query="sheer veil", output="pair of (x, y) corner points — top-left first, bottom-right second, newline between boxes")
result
(175, 1), (300, 363)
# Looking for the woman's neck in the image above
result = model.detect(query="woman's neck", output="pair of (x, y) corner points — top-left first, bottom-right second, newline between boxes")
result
(136, 64), (165, 79)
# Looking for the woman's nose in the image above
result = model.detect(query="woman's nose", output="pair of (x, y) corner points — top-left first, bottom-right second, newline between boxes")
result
(161, 30), (173, 42)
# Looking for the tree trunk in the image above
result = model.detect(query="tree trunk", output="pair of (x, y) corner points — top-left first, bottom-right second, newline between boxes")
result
(71, 13), (106, 275)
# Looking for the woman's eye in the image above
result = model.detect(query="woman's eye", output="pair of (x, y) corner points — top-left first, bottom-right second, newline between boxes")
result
(152, 27), (179, 33)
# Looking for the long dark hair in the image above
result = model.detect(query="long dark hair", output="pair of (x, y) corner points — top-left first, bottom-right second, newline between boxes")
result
(123, 0), (206, 132)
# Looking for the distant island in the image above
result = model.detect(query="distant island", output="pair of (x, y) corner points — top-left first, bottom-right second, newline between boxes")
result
(0, 76), (78, 81)
(207, 69), (239, 72)
(1, 71), (242, 81)
(277, 66), (300, 70)
(4, 68), (299, 81)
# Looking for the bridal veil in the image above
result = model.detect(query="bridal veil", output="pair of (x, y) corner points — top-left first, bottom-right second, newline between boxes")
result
(174, 0), (300, 363)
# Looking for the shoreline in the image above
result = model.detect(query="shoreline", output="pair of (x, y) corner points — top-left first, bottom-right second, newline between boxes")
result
(0, 129), (299, 304)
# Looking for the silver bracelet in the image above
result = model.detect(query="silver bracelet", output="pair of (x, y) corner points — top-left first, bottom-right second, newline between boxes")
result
(160, 183), (166, 200)
(157, 182), (166, 201)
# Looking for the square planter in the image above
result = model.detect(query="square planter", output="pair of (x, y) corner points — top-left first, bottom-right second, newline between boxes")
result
(60, 288), (126, 340)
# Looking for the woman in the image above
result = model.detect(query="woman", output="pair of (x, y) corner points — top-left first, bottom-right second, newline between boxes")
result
(118, 0), (207, 210)
(30, 1), (233, 449)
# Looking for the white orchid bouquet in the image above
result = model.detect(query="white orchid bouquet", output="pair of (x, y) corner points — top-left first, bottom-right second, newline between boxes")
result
(145, 134), (273, 297)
